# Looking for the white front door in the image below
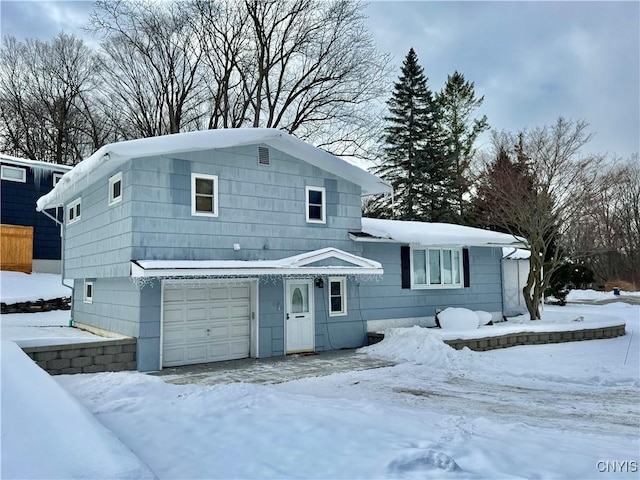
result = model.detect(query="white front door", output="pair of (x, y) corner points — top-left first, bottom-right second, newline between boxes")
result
(285, 279), (314, 353)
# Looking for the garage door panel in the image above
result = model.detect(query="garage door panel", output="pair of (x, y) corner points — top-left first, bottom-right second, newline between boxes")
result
(209, 343), (231, 360)
(209, 325), (230, 339)
(209, 305), (229, 318)
(164, 306), (185, 323)
(163, 327), (185, 344)
(231, 285), (250, 299)
(230, 321), (250, 337)
(187, 288), (208, 301)
(230, 304), (250, 318)
(186, 325), (209, 340)
(210, 287), (230, 300)
(186, 306), (207, 321)
(186, 345), (208, 363)
(164, 288), (184, 302)
(229, 340), (250, 356)
(162, 348), (185, 366)
(163, 282), (251, 367)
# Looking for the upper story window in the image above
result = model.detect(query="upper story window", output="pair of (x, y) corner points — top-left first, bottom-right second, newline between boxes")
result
(67, 198), (81, 225)
(191, 173), (218, 217)
(411, 247), (462, 289)
(53, 173), (64, 185)
(328, 277), (347, 316)
(305, 186), (326, 224)
(1, 165), (26, 183)
(108, 172), (123, 206)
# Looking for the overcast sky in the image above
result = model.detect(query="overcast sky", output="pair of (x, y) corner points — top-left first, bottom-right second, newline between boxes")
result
(1, 0), (638, 158)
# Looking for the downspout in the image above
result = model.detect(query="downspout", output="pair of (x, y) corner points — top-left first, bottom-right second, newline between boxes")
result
(40, 208), (73, 325)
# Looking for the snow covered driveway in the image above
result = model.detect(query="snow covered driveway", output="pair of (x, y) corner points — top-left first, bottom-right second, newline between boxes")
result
(55, 301), (639, 479)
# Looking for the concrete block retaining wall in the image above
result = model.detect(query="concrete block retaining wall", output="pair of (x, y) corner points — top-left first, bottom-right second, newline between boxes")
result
(2, 297), (71, 314)
(23, 338), (137, 375)
(367, 324), (626, 351)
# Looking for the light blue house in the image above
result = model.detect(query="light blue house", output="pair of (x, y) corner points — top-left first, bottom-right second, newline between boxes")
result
(37, 129), (522, 371)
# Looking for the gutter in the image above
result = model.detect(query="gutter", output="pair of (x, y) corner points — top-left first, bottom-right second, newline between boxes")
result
(39, 209), (73, 298)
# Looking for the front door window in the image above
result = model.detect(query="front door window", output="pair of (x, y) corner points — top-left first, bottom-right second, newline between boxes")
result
(291, 286), (309, 313)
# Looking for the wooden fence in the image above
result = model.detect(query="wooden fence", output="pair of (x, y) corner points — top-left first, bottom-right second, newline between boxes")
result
(1, 224), (33, 273)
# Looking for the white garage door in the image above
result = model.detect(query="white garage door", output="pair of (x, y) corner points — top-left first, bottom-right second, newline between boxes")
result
(162, 282), (251, 367)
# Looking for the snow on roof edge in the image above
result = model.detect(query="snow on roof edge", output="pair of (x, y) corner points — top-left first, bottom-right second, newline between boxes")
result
(37, 129), (391, 211)
(1, 154), (72, 171)
(502, 247), (531, 259)
(360, 218), (526, 247)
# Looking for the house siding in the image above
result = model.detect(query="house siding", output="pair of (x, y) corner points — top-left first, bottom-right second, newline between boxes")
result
(63, 164), (133, 279)
(258, 279), (286, 358)
(1, 162), (67, 266)
(359, 243), (504, 322)
(71, 277), (161, 371)
(72, 277), (141, 337)
(313, 281), (368, 351)
(128, 145), (364, 263)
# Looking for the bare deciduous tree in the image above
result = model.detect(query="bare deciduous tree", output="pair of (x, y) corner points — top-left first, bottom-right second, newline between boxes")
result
(0, 33), (101, 164)
(192, 0), (391, 158)
(90, 0), (206, 138)
(565, 156), (640, 286)
(472, 118), (606, 319)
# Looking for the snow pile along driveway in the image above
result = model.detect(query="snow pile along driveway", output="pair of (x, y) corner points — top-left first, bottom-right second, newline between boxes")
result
(0, 341), (155, 479)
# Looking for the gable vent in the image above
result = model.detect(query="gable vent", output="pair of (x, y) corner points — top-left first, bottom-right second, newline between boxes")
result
(258, 146), (270, 166)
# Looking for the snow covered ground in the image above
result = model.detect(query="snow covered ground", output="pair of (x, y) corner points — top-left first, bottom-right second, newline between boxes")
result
(0, 271), (105, 347)
(1, 270), (638, 479)
(0, 271), (72, 303)
(54, 302), (639, 479)
(567, 288), (640, 302)
(0, 310), (106, 347)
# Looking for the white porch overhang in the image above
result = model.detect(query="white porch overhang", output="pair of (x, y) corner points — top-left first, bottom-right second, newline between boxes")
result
(130, 247), (383, 279)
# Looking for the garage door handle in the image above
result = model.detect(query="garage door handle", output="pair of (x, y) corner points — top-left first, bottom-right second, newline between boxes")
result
(295, 315), (304, 318)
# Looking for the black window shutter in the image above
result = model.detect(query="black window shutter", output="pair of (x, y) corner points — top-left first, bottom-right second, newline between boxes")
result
(463, 248), (470, 287)
(401, 246), (410, 289)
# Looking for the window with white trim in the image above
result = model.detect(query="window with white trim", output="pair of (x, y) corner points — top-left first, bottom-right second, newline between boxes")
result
(191, 173), (218, 216)
(305, 186), (326, 223)
(108, 172), (123, 205)
(67, 198), (81, 225)
(328, 277), (347, 316)
(84, 281), (93, 304)
(411, 247), (463, 289)
(1, 165), (26, 182)
(53, 172), (64, 185)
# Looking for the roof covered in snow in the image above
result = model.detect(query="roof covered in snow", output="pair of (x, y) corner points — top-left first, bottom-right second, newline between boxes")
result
(36, 129), (391, 211)
(0, 154), (72, 172)
(354, 218), (526, 247)
(502, 247), (531, 259)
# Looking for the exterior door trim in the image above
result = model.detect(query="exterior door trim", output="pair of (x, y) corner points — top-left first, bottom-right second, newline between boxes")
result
(284, 278), (315, 354)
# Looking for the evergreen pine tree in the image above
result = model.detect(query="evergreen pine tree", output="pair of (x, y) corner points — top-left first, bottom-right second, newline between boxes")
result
(367, 48), (453, 221)
(438, 71), (489, 223)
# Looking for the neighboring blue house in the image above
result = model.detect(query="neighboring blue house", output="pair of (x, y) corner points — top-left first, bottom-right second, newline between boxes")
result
(1, 154), (71, 273)
(37, 129), (523, 371)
